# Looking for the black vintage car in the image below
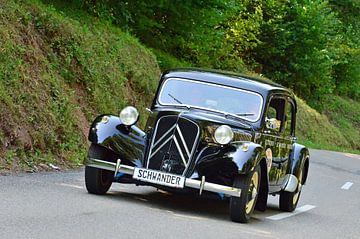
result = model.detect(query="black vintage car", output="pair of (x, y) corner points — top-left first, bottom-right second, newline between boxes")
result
(84, 69), (310, 223)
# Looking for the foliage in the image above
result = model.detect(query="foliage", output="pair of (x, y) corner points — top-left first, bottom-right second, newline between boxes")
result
(322, 95), (360, 150)
(329, 0), (360, 100)
(252, 1), (338, 108)
(220, 0), (264, 68)
(75, 0), (359, 109)
(150, 49), (192, 71)
(0, 0), (160, 172)
(71, 0), (248, 72)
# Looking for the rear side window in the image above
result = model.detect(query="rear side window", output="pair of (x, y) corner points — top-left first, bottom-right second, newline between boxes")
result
(284, 99), (295, 136)
(266, 97), (286, 133)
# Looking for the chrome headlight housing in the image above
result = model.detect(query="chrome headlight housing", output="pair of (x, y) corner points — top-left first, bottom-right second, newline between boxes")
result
(119, 106), (139, 126)
(214, 125), (234, 145)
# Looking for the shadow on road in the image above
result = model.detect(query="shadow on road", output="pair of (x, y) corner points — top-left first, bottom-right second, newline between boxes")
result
(104, 186), (282, 223)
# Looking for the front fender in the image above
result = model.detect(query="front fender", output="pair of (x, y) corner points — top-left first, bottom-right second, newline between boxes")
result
(226, 142), (263, 174)
(88, 114), (146, 167)
(289, 143), (310, 183)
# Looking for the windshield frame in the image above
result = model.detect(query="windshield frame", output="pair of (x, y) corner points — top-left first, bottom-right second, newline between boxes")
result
(157, 77), (264, 122)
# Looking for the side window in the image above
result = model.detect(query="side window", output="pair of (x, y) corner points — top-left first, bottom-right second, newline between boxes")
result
(266, 97), (286, 133)
(284, 99), (295, 136)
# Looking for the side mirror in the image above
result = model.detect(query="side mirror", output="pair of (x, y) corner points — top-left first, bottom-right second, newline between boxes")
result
(265, 117), (280, 131)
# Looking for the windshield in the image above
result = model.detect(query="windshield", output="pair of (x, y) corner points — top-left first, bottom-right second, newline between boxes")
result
(158, 78), (263, 122)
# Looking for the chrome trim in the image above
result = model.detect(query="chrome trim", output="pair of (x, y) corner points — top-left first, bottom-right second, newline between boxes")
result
(85, 158), (241, 197)
(152, 124), (176, 149)
(282, 174), (298, 192)
(146, 115), (200, 176)
(85, 158), (134, 175)
(181, 116), (200, 176)
(199, 176), (205, 195)
(146, 115), (176, 168)
(157, 77), (264, 122)
(149, 135), (173, 159)
(173, 136), (187, 166)
(176, 125), (191, 157)
(114, 159), (121, 177)
(185, 178), (241, 197)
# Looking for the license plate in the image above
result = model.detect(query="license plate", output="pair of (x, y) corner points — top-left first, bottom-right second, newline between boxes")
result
(133, 168), (185, 188)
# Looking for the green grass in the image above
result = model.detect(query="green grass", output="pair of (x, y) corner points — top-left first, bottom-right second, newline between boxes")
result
(296, 96), (360, 153)
(322, 95), (360, 150)
(150, 48), (192, 70)
(0, 0), (160, 172)
(298, 140), (360, 155)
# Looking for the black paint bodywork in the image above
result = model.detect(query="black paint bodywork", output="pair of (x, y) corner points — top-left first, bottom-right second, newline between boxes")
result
(88, 68), (310, 195)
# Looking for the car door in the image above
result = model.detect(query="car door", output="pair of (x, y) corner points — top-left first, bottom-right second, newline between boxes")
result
(276, 97), (296, 186)
(262, 95), (286, 190)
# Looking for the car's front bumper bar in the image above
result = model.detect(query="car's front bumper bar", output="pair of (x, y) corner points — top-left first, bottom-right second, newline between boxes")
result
(85, 158), (242, 197)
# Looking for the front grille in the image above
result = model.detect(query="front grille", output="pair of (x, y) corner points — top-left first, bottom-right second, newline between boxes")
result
(146, 115), (199, 175)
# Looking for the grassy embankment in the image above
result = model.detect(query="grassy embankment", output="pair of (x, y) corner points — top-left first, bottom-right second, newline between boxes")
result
(297, 96), (359, 153)
(0, 0), (358, 172)
(0, 0), (160, 172)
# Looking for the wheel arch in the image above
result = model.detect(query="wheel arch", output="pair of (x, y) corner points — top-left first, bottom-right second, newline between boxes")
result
(255, 156), (269, 211)
(227, 141), (264, 174)
(289, 143), (310, 179)
(88, 114), (146, 167)
(302, 155), (310, 185)
(259, 157), (269, 190)
(88, 143), (119, 163)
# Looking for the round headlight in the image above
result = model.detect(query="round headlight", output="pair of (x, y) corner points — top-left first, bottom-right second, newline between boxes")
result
(214, 125), (234, 145)
(119, 106), (139, 126)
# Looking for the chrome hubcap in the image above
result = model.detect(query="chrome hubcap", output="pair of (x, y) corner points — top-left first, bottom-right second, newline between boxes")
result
(246, 171), (259, 214)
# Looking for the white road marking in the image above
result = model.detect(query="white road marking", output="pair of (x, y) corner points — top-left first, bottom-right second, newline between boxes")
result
(266, 205), (316, 220)
(341, 182), (353, 190)
(173, 212), (277, 239)
(57, 183), (84, 189)
(172, 213), (205, 221)
(343, 153), (360, 160)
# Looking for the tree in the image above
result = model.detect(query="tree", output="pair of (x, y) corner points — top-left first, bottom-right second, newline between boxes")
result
(254, 0), (340, 107)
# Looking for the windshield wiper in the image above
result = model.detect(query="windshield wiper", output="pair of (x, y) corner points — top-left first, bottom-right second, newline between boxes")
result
(168, 93), (183, 104)
(236, 113), (255, 116)
(187, 107), (252, 129)
(223, 113), (254, 130)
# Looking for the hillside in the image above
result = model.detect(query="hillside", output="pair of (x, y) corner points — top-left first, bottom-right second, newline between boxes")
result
(0, 0), (160, 172)
(0, 0), (358, 173)
(296, 97), (359, 152)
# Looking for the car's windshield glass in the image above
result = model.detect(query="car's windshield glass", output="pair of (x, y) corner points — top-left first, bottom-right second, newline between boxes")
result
(158, 78), (263, 122)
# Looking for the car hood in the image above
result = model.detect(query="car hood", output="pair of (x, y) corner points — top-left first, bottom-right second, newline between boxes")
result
(147, 107), (255, 132)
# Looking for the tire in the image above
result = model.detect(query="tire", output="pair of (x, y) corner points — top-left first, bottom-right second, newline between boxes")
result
(279, 165), (304, 212)
(85, 144), (114, 195)
(230, 165), (261, 223)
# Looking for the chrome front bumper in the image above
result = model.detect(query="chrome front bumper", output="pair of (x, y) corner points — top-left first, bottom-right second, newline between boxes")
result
(85, 158), (242, 197)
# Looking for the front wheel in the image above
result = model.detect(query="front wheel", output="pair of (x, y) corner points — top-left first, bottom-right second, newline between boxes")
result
(85, 166), (113, 194)
(230, 165), (261, 223)
(85, 144), (114, 195)
(279, 167), (303, 212)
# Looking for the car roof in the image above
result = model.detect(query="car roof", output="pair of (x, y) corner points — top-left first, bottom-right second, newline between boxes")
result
(161, 68), (294, 98)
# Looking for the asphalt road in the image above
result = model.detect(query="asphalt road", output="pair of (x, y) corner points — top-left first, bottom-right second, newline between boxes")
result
(1, 149), (359, 239)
